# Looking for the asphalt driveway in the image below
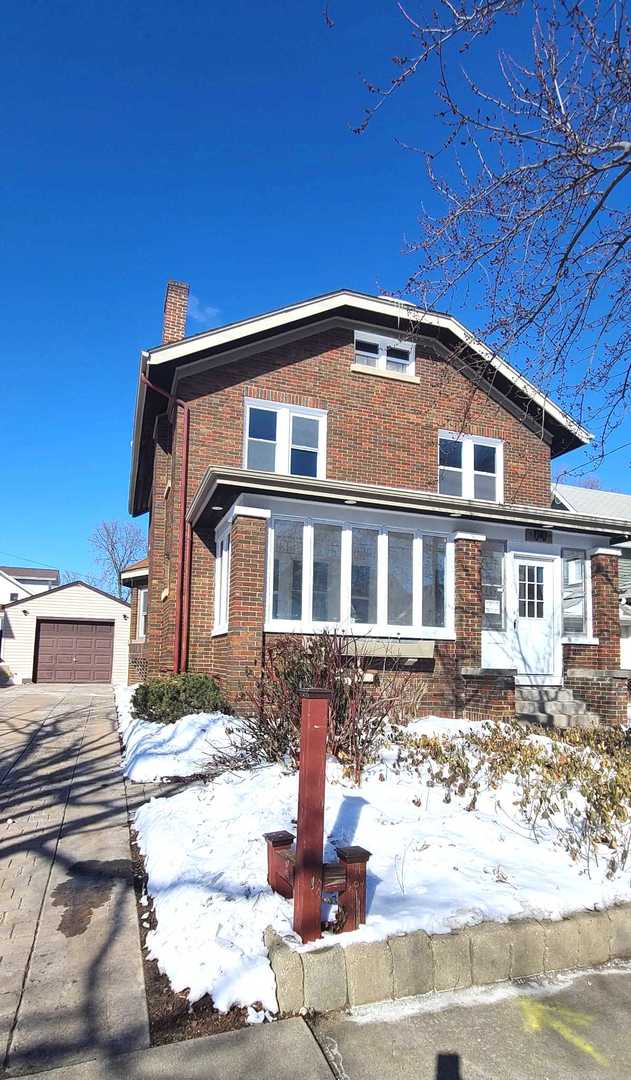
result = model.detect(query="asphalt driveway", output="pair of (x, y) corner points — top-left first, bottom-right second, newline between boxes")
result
(0, 684), (149, 1075)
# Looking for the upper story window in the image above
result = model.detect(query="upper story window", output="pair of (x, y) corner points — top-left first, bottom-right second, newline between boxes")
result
(244, 399), (327, 479)
(438, 432), (504, 503)
(136, 587), (148, 641)
(354, 331), (416, 376)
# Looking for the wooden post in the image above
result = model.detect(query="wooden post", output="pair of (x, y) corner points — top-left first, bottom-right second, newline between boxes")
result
(263, 830), (294, 900)
(336, 846), (371, 931)
(293, 688), (331, 944)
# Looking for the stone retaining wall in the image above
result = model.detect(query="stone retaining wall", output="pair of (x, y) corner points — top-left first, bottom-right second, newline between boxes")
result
(265, 904), (631, 1015)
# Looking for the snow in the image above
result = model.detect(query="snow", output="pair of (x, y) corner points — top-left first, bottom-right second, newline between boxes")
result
(115, 684), (234, 782)
(130, 716), (631, 1016)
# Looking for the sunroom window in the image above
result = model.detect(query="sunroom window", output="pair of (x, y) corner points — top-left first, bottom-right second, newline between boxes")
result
(213, 531), (231, 633)
(244, 399), (327, 479)
(354, 331), (415, 376)
(267, 516), (452, 636)
(562, 548), (586, 635)
(438, 432), (503, 503)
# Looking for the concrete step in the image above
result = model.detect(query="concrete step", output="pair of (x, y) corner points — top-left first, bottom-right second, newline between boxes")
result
(516, 687), (573, 703)
(517, 709), (600, 730)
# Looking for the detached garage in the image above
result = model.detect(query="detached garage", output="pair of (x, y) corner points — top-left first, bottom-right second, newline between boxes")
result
(1, 582), (130, 685)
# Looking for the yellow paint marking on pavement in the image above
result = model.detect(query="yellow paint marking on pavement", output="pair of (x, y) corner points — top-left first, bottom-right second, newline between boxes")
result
(519, 998), (608, 1067)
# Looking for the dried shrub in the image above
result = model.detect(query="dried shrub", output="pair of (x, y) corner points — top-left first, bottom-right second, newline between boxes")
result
(234, 633), (427, 782)
(396, 719), (631, 877)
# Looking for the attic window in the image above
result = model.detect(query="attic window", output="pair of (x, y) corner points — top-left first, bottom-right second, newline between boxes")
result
(354, 331), (415, 376)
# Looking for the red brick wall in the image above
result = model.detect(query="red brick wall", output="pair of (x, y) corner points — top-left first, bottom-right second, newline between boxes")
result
(223, 513), (267, 705)
(178, 327), (552, 508)
(454, 537), (483, 670)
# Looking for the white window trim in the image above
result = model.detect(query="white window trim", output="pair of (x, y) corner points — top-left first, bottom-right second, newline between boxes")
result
(135, 587), (148, 642)
(243, 398), (327, 480)
(265, 512), (455, 639)
(438, 430), (504, 504)
(353, 329), (416, 376)
(212, 525), (231, 635)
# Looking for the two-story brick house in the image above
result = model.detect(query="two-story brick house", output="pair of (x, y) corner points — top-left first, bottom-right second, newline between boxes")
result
(126, 282), (630, 724)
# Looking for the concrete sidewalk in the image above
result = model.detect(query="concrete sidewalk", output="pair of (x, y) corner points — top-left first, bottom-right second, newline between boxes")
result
(0, 684), (148, 1076)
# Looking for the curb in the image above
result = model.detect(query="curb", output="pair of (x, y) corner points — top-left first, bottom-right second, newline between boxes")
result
(265, 903), (631, 1014)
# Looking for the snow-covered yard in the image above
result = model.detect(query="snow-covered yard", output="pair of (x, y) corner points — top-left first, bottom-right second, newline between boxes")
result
(117, 693), (631, 1017)
(116, 684), (233, 782)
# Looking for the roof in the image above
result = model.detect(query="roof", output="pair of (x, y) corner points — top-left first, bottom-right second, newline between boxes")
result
(1, 580), (130, 610)
(189, 466), (631, 542)
(120, 557), (149, 585)
(129, 289), (592, 516)
(121, 557), (148, 572)
(0, 565), (59, 581)
(553, 483), (631, 522)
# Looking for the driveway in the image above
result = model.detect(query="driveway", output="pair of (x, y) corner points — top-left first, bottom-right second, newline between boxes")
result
(0, 684), (149, 1075)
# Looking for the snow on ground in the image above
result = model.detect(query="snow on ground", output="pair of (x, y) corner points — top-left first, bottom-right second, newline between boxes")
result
(115, 684), (234, 782)
(130, 716), (631, 1015)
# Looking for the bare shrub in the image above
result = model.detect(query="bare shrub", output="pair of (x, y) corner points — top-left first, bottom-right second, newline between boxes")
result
(231, 633), (427, 782)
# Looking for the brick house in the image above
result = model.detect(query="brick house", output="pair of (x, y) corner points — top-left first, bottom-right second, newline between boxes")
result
(125, 282), (631, 724)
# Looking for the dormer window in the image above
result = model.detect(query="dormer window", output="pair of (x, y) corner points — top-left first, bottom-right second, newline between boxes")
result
(244, 399), (327, 479)
(438, 432), (503, 503)
(354, 331), (415, 376)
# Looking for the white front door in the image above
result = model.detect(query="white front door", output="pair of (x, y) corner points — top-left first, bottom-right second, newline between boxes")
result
(512, 556), (560, 682)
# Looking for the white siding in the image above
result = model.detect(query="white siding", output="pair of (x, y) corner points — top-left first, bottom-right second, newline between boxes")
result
(0, 573), (31, 606)
(1, 585), (130, 684)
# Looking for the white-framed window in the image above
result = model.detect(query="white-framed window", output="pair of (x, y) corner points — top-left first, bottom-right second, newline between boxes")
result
(438, 431), (504, 503)
(562, 548), (586, 635)
(244, 399), (327, 479)
(266, 514), (454, 637)
(213, 529), (231, 633)
(481, 540), (505, 631)
(354, 330), (416, 376)
(136, 587), (148, 640)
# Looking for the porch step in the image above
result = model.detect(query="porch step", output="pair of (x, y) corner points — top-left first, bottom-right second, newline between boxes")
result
(517, 709), (600, 730)
(517, 687), (574, 703)
(515, 686), (600, 729)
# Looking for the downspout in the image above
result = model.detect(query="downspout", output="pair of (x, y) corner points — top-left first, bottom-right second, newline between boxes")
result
(141, 374), (192, 674)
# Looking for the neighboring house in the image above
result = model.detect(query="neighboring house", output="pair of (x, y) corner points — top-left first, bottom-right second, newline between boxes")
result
(125, 282), (630, 724)
(0, 568), (33, 608)
(120, 558), (148, 681)
(1, 582), (130, 684)
(553, 483), (631, 670)
(0, 565), (59, 596)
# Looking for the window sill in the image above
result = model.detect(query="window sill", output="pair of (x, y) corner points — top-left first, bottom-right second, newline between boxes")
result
(350, 363), (420, 385)
(562, 636), (599, 646)
(131, 638), (146, 645)
(211, 627), (228, 638)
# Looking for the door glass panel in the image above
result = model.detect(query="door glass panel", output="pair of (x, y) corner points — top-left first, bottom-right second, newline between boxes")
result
(518, 564), (544, 619)
(312, 524), (342, 621)
(351, 528), (378, 623)
(388, 532), (413, 626)
(272, 520), (303, 619)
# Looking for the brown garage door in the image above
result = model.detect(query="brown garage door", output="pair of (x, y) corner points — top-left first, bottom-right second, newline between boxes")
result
(35, 620), (114, 683)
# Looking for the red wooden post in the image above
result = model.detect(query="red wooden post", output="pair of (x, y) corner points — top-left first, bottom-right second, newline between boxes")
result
(336, 846), (371, 931)
(263, 830), (294, 899)
(293, 688), (331, 944)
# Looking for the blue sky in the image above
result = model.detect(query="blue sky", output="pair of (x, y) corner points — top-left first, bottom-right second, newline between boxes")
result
(2, 2), (627, 579)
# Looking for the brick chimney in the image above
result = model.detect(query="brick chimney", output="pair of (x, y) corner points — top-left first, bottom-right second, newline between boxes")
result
(162, 280), (190, 344)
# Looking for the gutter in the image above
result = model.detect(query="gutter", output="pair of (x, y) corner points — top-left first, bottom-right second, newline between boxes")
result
(188, 467), (631, 542)
(140, 374), (192, 674)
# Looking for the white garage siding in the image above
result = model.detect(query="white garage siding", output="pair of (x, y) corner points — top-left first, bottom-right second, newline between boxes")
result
(1, 583), (130, 685)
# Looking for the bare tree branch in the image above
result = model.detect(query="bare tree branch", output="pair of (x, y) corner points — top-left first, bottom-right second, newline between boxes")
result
(89, 520), (145, 600)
